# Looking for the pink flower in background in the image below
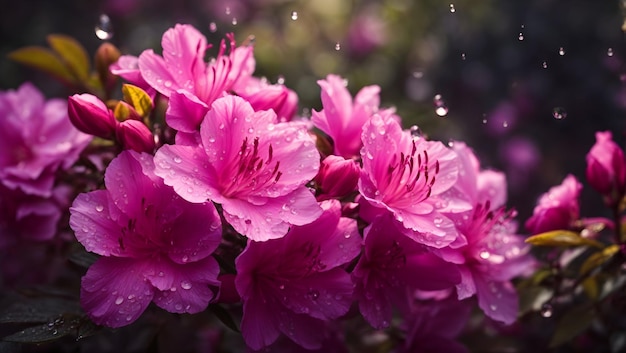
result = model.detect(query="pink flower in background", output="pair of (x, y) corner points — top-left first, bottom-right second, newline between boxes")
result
(358, 112), (465, 248)
(235, 200), (361, 350)
(154, 95), (322, 241)
(234, 76), (298, 122)
(352, 214), (461, 329)
(442, 142), (534, 325)
(0, 83), (91, 197)
(312, 74), (389, 158)
(585, 131), (626, 199)
(70, 150), (222, 327)
(525, 174), (582, 234)
(400, 297), (471, 353)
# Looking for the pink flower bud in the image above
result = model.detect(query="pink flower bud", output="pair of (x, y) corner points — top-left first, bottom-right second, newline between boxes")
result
(585, 131), (626, 198)
(116, 119), (155, 153)
(68, 94), (117, 139)
(525, 174), (582, 234)
(315, 155), (360, 199)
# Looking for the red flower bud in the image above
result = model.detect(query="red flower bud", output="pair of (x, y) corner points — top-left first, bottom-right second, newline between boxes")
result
(315, 155), (360, 200)
(67, 94), (117, 139)
(116, 119), (155, 153)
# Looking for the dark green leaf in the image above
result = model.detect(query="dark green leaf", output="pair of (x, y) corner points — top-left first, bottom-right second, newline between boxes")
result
(549, 302), (596, 348)
(0, 298), (81, 324)
(47, 34), (90, 81)
(8, 47), (76, 84)
(208, 304), (240, 333)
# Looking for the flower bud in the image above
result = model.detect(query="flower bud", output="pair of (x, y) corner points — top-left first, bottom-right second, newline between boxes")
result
(525, 174), (581, 234)
(95, 42), (121, 93)
(116, 119), (155, 153)
(585, 131), (626, 199)
(68, 94), (117, 139)
(315, 155), (360, 200)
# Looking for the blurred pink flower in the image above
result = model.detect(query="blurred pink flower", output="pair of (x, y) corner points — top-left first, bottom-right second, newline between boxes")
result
(352, 214), (460, 329)
(70, 150), (222, 327)
(154, 95), (322, 241)
(586, 131), (626, 201)
(442, 142), (534, 325)
(235, 199), (361, 350)
(0, 83), (91, 197)
(358, 112), (467, 248)
(312, 74), (389, 158)
(525, 174), (582, 234)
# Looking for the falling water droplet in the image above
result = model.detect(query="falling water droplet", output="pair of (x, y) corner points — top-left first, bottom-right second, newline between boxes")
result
(409, 125), (423, 138)
(277, 75), (285, 85)
(540, 302), (553, 317)
(412, 71), (424, 78)
(225, 6), (231, 15)
(558, 47), (565, 56)
(232, 17), (238, 25)
(209, 22), (217, 33)
(552, 107), (567, 120)
(518, 32), (524, 41)
(291, 11), (298, 20)
(461, 53), (466, 60)
(449, 4), (456, 13)
(433, 94), (448, 117)
(334, 42), (341, 51)
(502, 121), (509, 128)
(608, 47), (614, 57)
(95, 14), (114, 40)
(542, 61), (548, 69)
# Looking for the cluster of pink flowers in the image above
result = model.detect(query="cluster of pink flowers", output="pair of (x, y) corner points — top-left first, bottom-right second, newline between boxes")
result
(1, 23), (537, 351)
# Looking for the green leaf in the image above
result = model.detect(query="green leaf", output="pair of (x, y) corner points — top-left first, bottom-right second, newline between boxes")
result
(549, 302), (596, 348)
(0, 298), (81, 324)
(47, 34), (90, 82)
(208, 304), (240, 333)
(8, 47), (76, 84)
(518, 285), (552, 316)
(122, 84), (153, 118)
(525, 230), (604, 248)
(580, 244), (620, 276)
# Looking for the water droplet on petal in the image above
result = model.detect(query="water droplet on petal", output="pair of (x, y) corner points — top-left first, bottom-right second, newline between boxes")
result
(96, 204), (104, 212)
(181, 255), (189, 263)
(308, 289), (320, 300)
(115, 296), (124, 305)
(291, 11), (298, 20)
(489, 304), (497, 311)
(552, 107), (567, 120)
(173, 156), (182, 163)
(95, 14), (114, 40)
(479, 251), (491, 259)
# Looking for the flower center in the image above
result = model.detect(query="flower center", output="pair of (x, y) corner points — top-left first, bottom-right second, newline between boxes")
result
(221, 137), (282, 198)
(380, 141), (439, 206)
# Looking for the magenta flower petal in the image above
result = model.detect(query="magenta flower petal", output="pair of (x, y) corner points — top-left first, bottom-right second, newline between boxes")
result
(166, 90), (210, 132)
(138, 50), (180, 97)
(81, 257), (154, 328)
(475, 277), (518, 325)
(160, 24), (208, 92)
(525, 174), (582, 234)
(151, 256), (220, 313)
(240, 295), (281, 350)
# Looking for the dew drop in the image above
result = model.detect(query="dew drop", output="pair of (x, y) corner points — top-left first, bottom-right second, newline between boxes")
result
(449, 4), (456, 13)
(334, 42), (341, 51)
(489, 304), (497, 311)
(175, 304), (183, 311)
(409, 125), (423, 138)
(173, 156), (182, 163)
(209, 22), (217, 33)
(540, 302), (553, 317)
(115, 296), (124, 305)
(344, 232), (352, 239)
(607, 47), (614, 57)
(558, 47), (565, 56)
(552, 107), (567, 120)
(479, 251), (491, 259)
(95, 14), (114, 40)
(96, 204), (104, 212)
(125, 315), (133, 321)
(279, 284), (285, 290)
(164, 80), (172, 88)
(181, 255), (189, 263)
(308, 289), (320, 300)
(291, 11), (298, 20)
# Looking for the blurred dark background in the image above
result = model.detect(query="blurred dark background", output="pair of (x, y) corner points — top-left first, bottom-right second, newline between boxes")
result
(1, 0), (625, 225)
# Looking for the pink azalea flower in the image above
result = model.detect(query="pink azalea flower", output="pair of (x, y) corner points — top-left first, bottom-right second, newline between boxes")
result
(352, 214), (461, 329)
(109, 55), (157, 99)
(70, 150), (222, 327)
(315, 155), (360, 200)
(68, 93), (118, 139)
(234, 200), (361, 350)
(311, 74), (389, 158)
(358, 112), (466, 248)
(154, 95), (322, 241)
(400, 296), (471, 353)
(0, 83), (91, 197)
(234, 76), (298, 122)
(585, 131), (626, 200)
(441, 142), (534, 325)
(525, 174), (582, 234)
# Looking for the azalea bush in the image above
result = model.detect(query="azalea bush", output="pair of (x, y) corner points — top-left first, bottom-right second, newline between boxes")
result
(0, 16), (625, 353)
